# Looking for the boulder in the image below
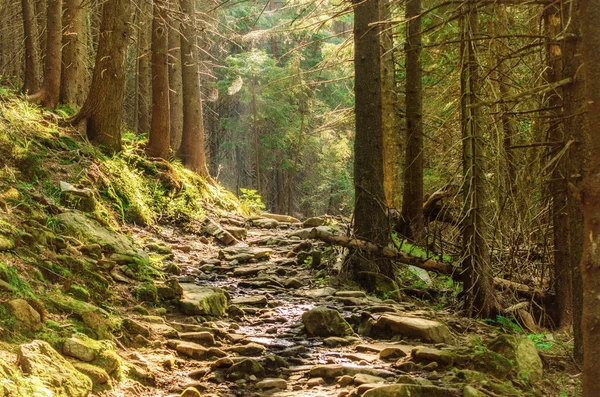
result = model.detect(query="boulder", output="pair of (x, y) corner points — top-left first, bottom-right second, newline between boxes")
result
(56, 210), (147, 261)
(250, 218), (279, 229)
(7, 299), (42, 331)
(372, 314), (452, 344)
(256, 378), (287, 390)
(487, 334), (543, 383)
(412, 346), (455, 366)
(362, 384), (460, 397)
(302, 307), (353, 337)
(17, 340), (93, 397)
(226, 343), (266, 356)
(228, 358), (265, 380)
(178, 284), (228, 317)
(202, 218), (237, 245)
(72, 362), (110, 385)
(261, 213), (301, 223)
(63, 334), (102, 362)
(224, 226), (247, 240)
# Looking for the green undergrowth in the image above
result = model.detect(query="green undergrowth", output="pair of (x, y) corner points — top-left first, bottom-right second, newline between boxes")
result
(0, 89), (245, 362)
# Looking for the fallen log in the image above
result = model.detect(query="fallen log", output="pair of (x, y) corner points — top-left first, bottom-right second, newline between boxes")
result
(493, 277), (548, 300)
(307, 228), (456, 275)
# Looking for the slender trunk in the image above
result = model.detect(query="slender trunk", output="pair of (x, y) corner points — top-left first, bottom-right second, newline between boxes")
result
(21, 0), (40, 93)
(147, 0), (170, 159)
(401, 0), (425, 243)
(544, 4), (573, 329)
(73, 0), (133, 153)
(286, 111), (305, 215)
(178, 0), (209, 176)
(563, 0), (586, 365)
(137, 1), (152, 135)
(28, 0), (61, 109)
(60, 0), (88, 108)
(344, 0), (392, 291)
(459, 0), (499, 318)
(581, 4), (600, 395)
(251, 79), (261, 193)
(168, 0), (183, 152)
(380, 0), (402, 209)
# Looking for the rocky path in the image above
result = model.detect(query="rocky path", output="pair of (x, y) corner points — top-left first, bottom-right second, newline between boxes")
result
(104, 215), (546, 397)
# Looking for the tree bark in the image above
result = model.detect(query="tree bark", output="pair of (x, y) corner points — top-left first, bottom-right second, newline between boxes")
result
(28, 0), (61, 109)
(136, 1), (152, 135)
(562, 0), (586, 365)
(401, 0), (425, 243)
(459, 0), (499, 318)
(380, 0), (402, 209)
(343, 0), (393, 291)
(168, 0), (183, 153)
(147, 0), (170, 159)
(21, 0), (40, 93)
(72, 0), (133, 153)
(178, 0), (209, 176)
(579, 1), (600, 395)
(60, 0), (88, 108)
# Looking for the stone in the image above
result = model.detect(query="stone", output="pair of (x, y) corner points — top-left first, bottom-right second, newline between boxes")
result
(179, 331), (215, 346)
(463, 385), (484, 397)
(233, 265), (269, 277)
(379, 347), (408, 361)
(251, 218), (279, 229)
(219, 246), (273, 262)
(487, 334), (543, 383)
(123, 318), (151, 337)
(362, 384), (460, 397)
(226, 343), (266, 356)
(412, 346), (455, 366)
(335, 291), (367, 298)
(302, 307), (353, 337)
(324, 337), (353, 347)
(202, 218), (237, 245)
(302, 287), (336, 298)
(56, 210), (147, 262)
(7, 299), (41, 331)
(157, 278), (184, 301)
(353, 373), (386, 385)
(18, 340), (93, 397)
(72, 362), (110, 385)
(262, 213), (301, 223)
(283, 278), (303, 289)
(290, 225), (337, 239)
(256, 378), (287, 390)
(228, 359), (265, 380)
(63, 335), (102, 362)
(179, 284), (228, 317)
(168, 340), (210, 360)
(180, 387), (202, 397)
(309, 365), (395, 380)
(60, 181), (92, 198)
(372, 314), (452, 344)
(225, 226), (247, 240)
(231, 295), (268, 306)
(302, 217), (327, 227)
(307, 377), (325, 387)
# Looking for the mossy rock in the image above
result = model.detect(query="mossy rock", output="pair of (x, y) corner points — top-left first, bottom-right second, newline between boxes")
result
(135, 282), (158, 303)
(0, 234), (14, 251)
(17, 340), (93, 397)
(179, 284), (228, 317)
(471, 350), (513, 379)
(72, 362), (111, 386)
(301, 307), (354, 337)
(487, 334), (543, 383)
(63, 334), (102, 362)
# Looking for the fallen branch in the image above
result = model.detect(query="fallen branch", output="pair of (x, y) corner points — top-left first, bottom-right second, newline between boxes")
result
(307, 228), (456, 275)
(493, 277), (548, 300)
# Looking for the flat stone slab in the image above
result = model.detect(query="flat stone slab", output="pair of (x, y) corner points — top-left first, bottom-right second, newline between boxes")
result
(309, 364), (395, 380)
(179, 283), (228, 317)
(219, 246), (273, 262)
(362, 384), (460, 397)
(231, 295), (268, 306)
(233, 265), (269, 277)
(372, 314), (453, 344)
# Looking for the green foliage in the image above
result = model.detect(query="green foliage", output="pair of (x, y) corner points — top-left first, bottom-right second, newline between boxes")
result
(484, 315), (524, 334)
(239, 188), (265, 213)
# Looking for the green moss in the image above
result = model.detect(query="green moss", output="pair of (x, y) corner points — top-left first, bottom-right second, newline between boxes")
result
(69, 284), (91, 302)
(135, 282), (158, 303)
(0, 262), (36, 299)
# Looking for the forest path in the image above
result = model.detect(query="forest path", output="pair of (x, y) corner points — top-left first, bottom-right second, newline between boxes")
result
(102, 216), (527, 397)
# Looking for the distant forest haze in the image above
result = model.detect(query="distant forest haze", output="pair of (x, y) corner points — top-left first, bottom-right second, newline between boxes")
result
(1, 0), (600, 394)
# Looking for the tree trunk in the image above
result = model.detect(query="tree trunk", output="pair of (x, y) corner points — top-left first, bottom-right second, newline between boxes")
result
(21, 0), (40, 93)
(73, 0), (133, 153)
(344, 0), (392, 291)
(178, 0), (209, 176)
(581, 2), (600, 394)
(147, 0), (170, 159)
(28, 0), (61, 109)
(60, 0), (88, 108)
(136, 1), (152, 135)
(380, 0), (402, 209)
(168, 0), (183, 153)
(459, 0), (499, 318)
(401, 0), (425, 243)
(562, 0), (586, 365)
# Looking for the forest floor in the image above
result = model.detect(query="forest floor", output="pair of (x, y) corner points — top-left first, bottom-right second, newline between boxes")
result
(99, 217), (581, 397)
